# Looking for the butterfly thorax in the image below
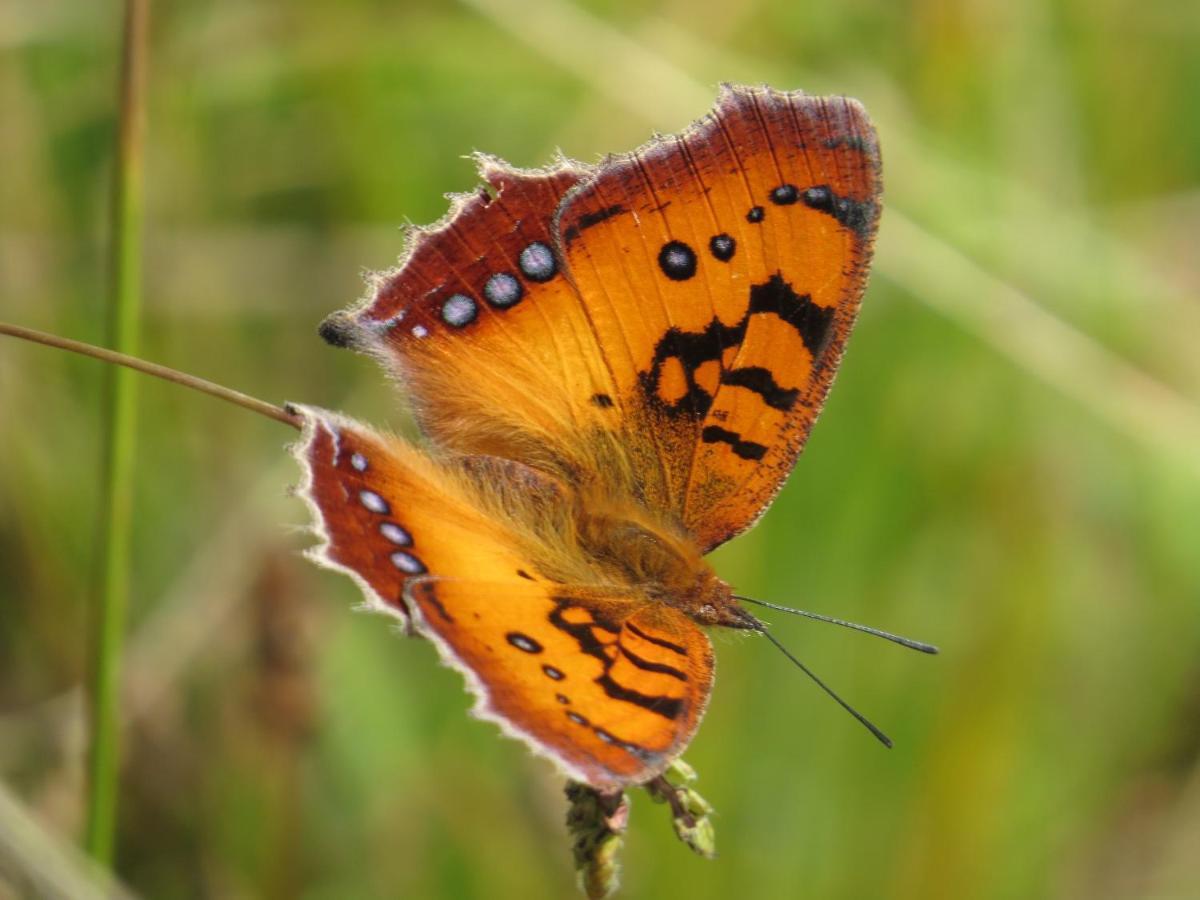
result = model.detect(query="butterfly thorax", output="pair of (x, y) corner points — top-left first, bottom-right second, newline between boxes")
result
(451, 451), (752, 629)
(573, 498), (757, 631)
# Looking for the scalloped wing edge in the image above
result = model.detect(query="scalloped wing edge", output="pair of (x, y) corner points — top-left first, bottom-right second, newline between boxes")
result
(324, 151), (594, 356)
(287, 402), (414, 633)
(288, 403), (657, 790)
(402, 576), (631, 791)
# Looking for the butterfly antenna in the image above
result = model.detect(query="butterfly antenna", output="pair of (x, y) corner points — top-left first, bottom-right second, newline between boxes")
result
(735, 595), (938, 654)
(0, 321), (301, 429)
(757, 627), (893, 748)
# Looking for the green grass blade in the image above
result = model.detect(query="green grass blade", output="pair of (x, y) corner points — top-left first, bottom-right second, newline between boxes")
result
(84, 0), (150, 867)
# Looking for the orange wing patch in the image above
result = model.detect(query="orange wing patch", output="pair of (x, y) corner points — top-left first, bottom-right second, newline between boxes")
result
(408, 580), (713, 790)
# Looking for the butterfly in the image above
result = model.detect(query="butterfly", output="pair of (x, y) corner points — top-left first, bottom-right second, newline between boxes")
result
(289, 84), (881, 792)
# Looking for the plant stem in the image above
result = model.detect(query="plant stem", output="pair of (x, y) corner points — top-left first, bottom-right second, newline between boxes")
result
(0, 323), (300, 429)
(84, 0), (150, 866)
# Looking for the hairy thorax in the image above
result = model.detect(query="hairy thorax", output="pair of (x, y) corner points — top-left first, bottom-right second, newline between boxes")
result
(455, 452), (756, 630)
(574, 498), (756, 631)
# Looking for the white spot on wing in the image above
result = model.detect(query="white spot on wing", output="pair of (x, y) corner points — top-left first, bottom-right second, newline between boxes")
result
(380, 522), (412, 545)
(359, 490), (389, 514)
(390, 551), (426, 574)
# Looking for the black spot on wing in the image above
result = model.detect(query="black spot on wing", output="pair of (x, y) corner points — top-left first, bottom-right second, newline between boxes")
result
(625, 622), (688, 656)
(701, 426), (769, 461)
(618, 645), (688, 681)
(720, 366), (799, 411)
(506, 632), (543, 653)
(770, 184), (799, 205)
(563, 204), (626, 243)
(747, 274), (834, 358)
(802, 184), (876, 237)
(518, 241), (557, 282)
(822, 134), (868, 152)
(596, 673), (683, 720)
(709, 233), (736, 262)
(658, 241), (698, 281)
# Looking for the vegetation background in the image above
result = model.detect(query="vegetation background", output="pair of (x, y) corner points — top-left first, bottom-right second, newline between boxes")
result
(2, 1), (1198, 897)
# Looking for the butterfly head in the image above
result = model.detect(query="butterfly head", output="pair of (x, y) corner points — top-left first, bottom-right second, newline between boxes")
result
(683, 572), (762, 631)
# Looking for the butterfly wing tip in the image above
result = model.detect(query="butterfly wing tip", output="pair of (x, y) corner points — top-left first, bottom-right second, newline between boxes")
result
(318, 312), (361, 349)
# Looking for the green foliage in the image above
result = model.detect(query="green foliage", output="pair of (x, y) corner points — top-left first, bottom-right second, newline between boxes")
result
(1, 1), (1198, 898)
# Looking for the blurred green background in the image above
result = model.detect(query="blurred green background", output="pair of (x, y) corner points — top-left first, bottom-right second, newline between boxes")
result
(2, 1), (1199, 898)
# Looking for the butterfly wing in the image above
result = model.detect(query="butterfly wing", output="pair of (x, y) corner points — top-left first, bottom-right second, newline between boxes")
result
(321, 84), (880, 552)
(559, 88), (881, 549)
(408, 579), (712, 791)
(291, 406), (712, 789)
(291, 404), (535, 630)
(318, 158), (623, 474)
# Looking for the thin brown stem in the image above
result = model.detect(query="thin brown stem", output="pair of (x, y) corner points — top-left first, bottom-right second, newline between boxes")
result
(0, 322), (300, 429)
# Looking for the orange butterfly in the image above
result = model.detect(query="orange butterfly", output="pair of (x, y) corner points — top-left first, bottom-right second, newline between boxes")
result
(291, 84), (882, 792)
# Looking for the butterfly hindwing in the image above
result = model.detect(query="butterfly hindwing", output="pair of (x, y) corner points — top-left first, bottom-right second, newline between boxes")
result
(292, 406), (712, 789)
(408, 579), (713, 791)
(291, 406), (540, 628)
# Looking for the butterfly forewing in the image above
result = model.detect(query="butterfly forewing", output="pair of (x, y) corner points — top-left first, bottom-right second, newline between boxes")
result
(326, 162), (622, 468)
(556, 88), (881, 549)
